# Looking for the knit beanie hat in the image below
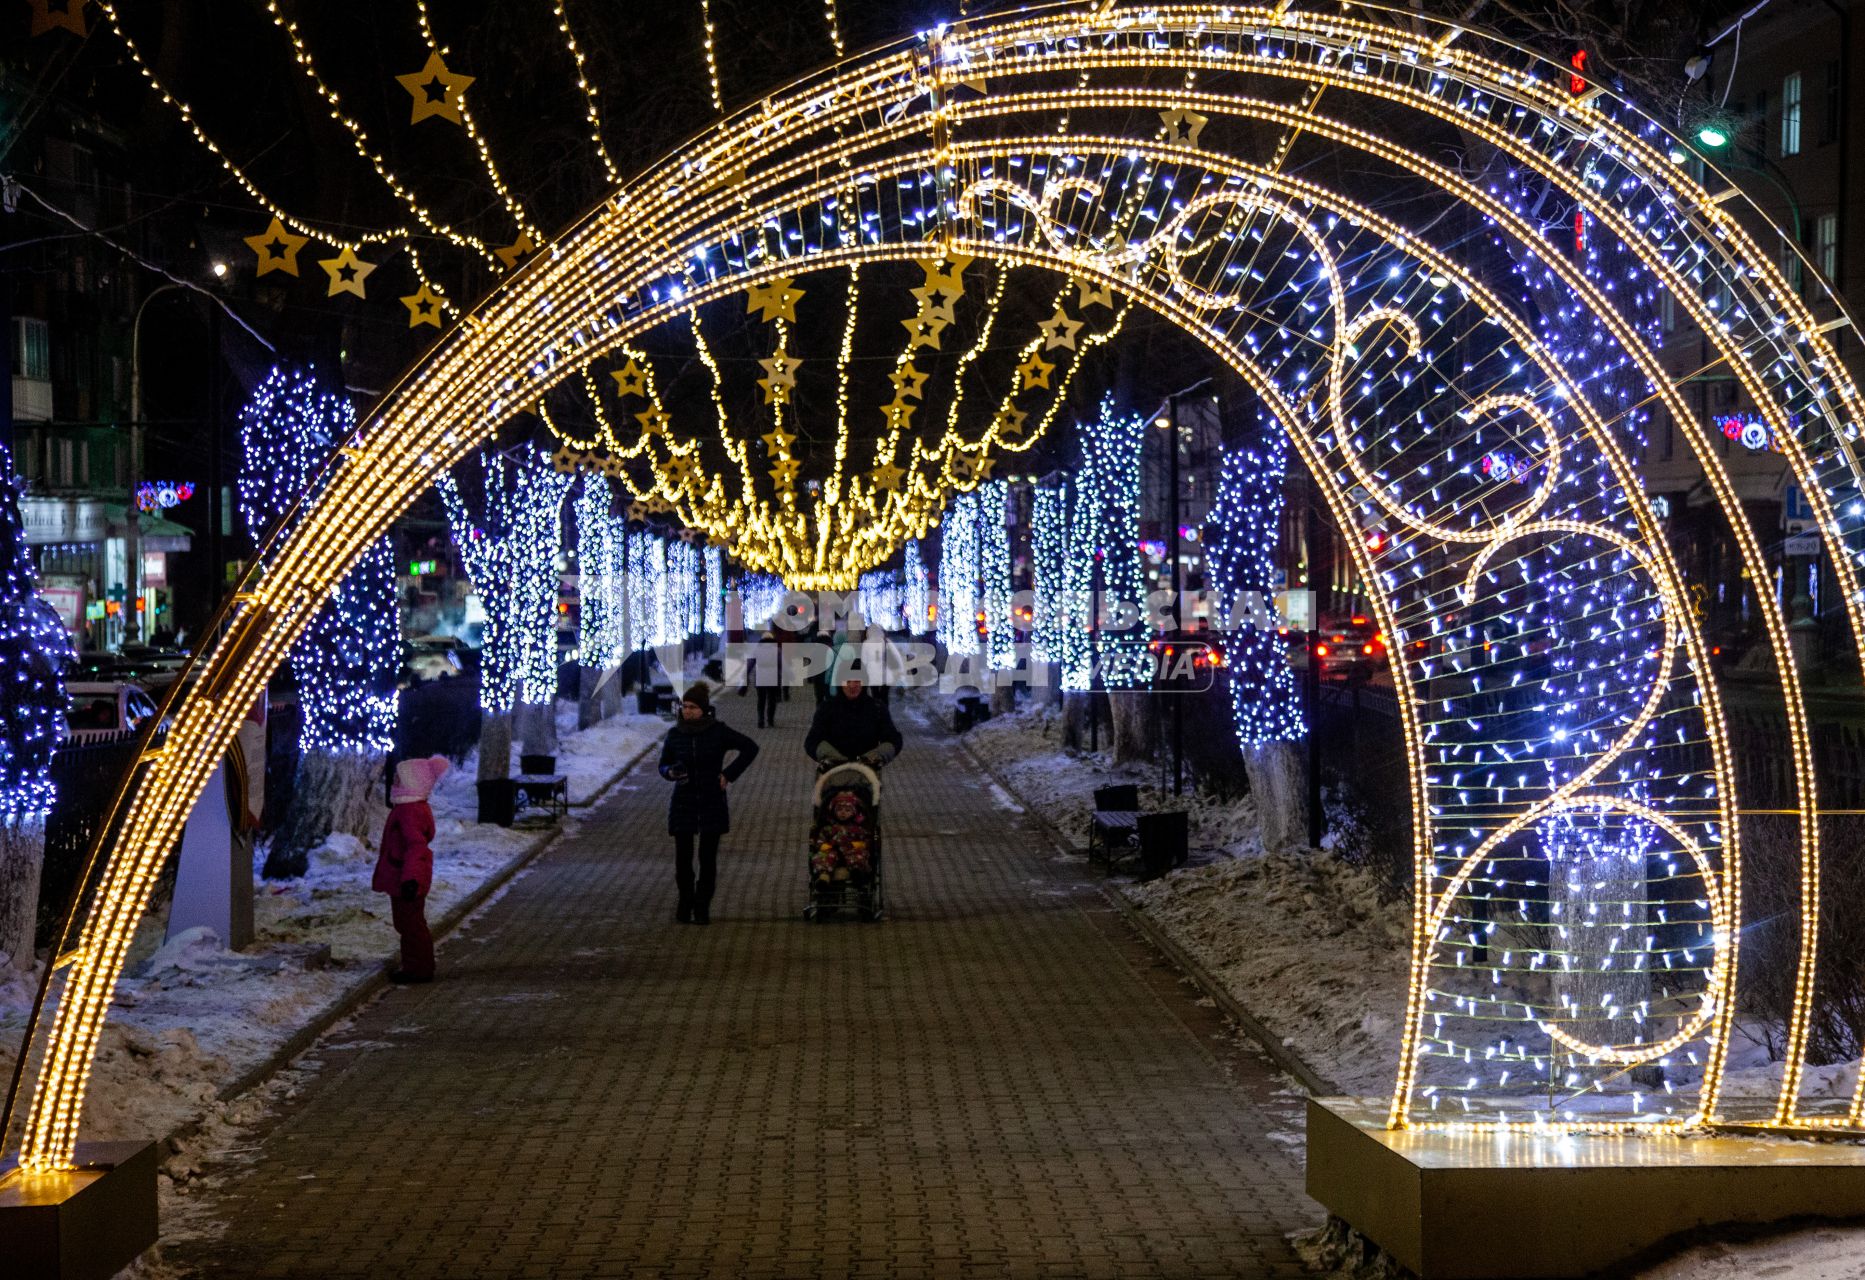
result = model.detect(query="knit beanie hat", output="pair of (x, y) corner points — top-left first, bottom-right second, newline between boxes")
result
(681, 682), (712, 713)
(391, 755), (450, 804)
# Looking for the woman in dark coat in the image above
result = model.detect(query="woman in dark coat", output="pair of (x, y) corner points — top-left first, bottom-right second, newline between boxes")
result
(657, 682), (759, 924)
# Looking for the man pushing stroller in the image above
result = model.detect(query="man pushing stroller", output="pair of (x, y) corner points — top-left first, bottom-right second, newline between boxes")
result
(802, 674), (903, 919)
(803, 674), (904, 771)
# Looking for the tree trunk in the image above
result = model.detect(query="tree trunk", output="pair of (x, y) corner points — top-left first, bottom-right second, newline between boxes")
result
(1108, 690), (1154, 765)
(0, 818), (47, 969)
(262, 750), (381, 880)
(1062, 691), (1093, 751)
(1552, 851), (1653, 1081)
(517, 701), (558, 757)
(577, 666), (613, 729)
(1032, 662), (1063, 710)
(1244, 742), (1305, 853)
(478, 709), (513, 783)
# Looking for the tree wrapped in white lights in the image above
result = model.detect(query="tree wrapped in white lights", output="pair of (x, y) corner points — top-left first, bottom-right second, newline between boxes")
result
(1063, 399), (1149, 692)
(901, 541), (930, 636)
(238, 366), (400, 878)
(979, 479), (1016, 672)
(936, 490), (982, 661)
(440, 449), (573, 783)
(573, 478), (627, 727)
(1030, 481), (1071, 670)
(1208, 423), (1304, 849)
(0, 447), (72, 971)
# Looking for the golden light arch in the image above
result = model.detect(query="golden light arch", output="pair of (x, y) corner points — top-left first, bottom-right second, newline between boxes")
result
(12, 1), (1865, 1167)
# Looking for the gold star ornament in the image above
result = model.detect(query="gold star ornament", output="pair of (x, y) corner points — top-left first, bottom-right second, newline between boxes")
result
(746, 277), (806, 324)
(319, 247), (376, 299)
(28, 0), (88, 37)
(1159, 107), (1208, 147)
(1016, 351), (1056, 391)
(610, 359), (650, 399)
(1074, 277), (1117, 310)
(243, 217), (310, 277)
(397, 52), (475, 126)
(1038, 310), (1083, 350)
(401, 282), (446, 328)
(495, 232), (537, 269)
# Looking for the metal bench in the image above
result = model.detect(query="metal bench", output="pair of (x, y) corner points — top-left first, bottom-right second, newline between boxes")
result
(475, 774), (569, 826)
(1087, 784), (1140, 868)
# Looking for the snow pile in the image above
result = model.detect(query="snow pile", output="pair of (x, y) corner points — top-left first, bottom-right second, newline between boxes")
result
(0, 706), (663, 1158)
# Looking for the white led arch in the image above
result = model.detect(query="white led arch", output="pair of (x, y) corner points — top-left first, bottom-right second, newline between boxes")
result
(11, 2), (1865, 1169)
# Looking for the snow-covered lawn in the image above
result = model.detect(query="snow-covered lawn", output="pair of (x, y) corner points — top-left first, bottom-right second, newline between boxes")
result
(959, 700), (1865, 1280)
(0, 705), (664, 1159)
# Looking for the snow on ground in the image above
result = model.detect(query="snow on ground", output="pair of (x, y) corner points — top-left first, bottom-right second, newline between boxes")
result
(963, 700), (1403, 1094)
(962, 699), (1865, 1279)
(0, 706), (664, 1161)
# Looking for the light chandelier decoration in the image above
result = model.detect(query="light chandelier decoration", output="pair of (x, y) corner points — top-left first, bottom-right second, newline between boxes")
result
(23, 4), (1865, 1178)
(540, 259), (1129, 589)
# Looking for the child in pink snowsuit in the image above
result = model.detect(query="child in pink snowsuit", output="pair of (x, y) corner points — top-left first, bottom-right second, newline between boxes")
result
(374, 755), (449, 983)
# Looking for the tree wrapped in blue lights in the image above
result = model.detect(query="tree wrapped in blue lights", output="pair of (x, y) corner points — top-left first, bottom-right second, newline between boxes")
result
(0, 446), (73, 969)
(901, 540), (930, 636)
(978, 479), (1016, 671)
(936, 490), (982, 660)
(1208, 428), (1303, 748)
(1064, 397), (1148, 691)
(238, 366), (399, 878)
(1030, 480), (1072, 669)
(439, 448), (573, 786)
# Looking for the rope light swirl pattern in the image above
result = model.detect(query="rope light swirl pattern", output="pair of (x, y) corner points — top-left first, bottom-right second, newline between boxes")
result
(17, 3), (1865, 1169)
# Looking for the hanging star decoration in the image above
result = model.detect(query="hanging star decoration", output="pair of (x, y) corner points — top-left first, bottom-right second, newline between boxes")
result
(915, 251), (973, 294)
(902, 311), (951, 350)
(626, 501), (649, 522)
(494, 231), (537, 269)
(869, 461), (906, 492)
(401, 282), (445, 327)
(1038, 309), (1083, 350)
(397, 51), (475, 125)
(1159, 107), (1208, 147)
(760, 426), (798, 454)
(882, 401), (917, 430)
(243, 217), (310, 277)
(991, 406), (1030, 438)
(889, 365), (930, 400)
(746, 276), (806, 323)
(319, 247), (376, 299)
(758, 350), (801, 405)
(550, 444), (582, 473)
(644, 495), (676, 514)
(910, 281), (962, 320)
(610, 359), (650, 399)
(28, 0), (87, 37)
(1016, 350), (1056, 391)
(636, 407), (672, 437)
(768, 458), (802, 488)
(1074, 277), (1116, 310)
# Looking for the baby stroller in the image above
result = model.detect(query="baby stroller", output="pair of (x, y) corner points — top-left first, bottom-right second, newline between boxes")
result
(804, 760), (883, 922)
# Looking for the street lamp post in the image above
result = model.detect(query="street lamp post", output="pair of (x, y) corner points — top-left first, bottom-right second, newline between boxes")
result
(126, 284), (188, 647)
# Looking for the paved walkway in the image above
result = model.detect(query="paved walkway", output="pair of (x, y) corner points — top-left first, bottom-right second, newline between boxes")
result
(165, 694), (1317, 1278)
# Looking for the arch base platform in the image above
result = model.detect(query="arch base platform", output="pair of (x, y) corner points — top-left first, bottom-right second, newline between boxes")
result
(1307, 1098), (1865, 1278)
(0, 1141), (157, 1280)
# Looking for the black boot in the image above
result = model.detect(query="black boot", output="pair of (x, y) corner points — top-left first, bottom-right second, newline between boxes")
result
(676, 898), (693, 924)
(693, 903), (710, 926)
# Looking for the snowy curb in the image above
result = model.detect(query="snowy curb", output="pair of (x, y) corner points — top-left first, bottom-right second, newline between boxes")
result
(949, 722), (1338, 1097)
(175, 732), (662, 1141)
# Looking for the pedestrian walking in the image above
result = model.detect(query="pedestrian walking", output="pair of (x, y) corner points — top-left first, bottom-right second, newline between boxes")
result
(754, 620), (785, 728)
(373, 755), (450, 983)
(804, 676), (904, 768)
(658, 683), (760, 924)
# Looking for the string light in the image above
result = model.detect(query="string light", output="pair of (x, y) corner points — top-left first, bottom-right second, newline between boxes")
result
(0, 446), (71, 824)
(1208, 425), (1302, 747)
(439, 449), (572, 716)
(26, 5), (1865, 1173)
(699, 0), (725, 113)
(237, 367), (398, 758)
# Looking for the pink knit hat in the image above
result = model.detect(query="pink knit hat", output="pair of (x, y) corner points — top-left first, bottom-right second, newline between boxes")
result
(391, 755), (450, 804)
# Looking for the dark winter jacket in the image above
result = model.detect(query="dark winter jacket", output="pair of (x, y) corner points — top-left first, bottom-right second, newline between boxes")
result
(373, 801), (436, 895)
(803, 691), (903, 763)
(659, 715), (760, 834)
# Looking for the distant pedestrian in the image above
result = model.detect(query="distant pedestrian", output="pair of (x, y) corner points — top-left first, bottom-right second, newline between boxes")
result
(374, 755), (450, 983)
(755, 620), (785, 728)
(658, 683), (760, 924)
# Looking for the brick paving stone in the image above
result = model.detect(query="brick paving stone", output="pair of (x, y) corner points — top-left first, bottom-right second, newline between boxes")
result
(162, 695), (1322, 1277)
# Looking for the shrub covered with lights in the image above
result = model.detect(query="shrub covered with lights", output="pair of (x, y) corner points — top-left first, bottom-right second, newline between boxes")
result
(238, 366), (399, 877)
(0, 447), (73, 969)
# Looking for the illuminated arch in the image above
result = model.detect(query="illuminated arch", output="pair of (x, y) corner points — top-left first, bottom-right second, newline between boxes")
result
(14, 2), (1865, 1168)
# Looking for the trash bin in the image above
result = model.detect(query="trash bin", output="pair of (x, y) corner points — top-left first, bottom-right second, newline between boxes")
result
(1137, 811), (1189, 880)
(476, 779), (516, 827)
(520, 753), (555, 775)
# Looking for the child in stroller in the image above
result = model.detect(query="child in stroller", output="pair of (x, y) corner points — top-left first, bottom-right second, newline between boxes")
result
(807, 761), (882, 921)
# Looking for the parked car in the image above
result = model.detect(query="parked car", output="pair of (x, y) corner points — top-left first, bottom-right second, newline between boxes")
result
(1313, 616), (1388, 680)
(64, 681), (165, 745)
(403, 635), (475, 684)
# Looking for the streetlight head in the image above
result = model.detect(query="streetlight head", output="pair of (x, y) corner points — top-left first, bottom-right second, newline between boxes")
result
(1154, 416), (1171, 430)
(212, 261), (228, 278)
(1696, 124), (1729, 148)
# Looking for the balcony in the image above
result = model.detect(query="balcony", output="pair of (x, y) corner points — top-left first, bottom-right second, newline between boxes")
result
(12, 375), (52, 423)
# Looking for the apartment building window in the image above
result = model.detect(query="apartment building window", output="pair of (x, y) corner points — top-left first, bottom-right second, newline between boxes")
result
(1817, 213), (1840, 282)
(1824, 61), (1842, 145)
(10, 318), (50, 380)
(1781, 71), (1803, 156)
(1660, 290), (1675, 332)
(1780, 240), (1804, 295)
